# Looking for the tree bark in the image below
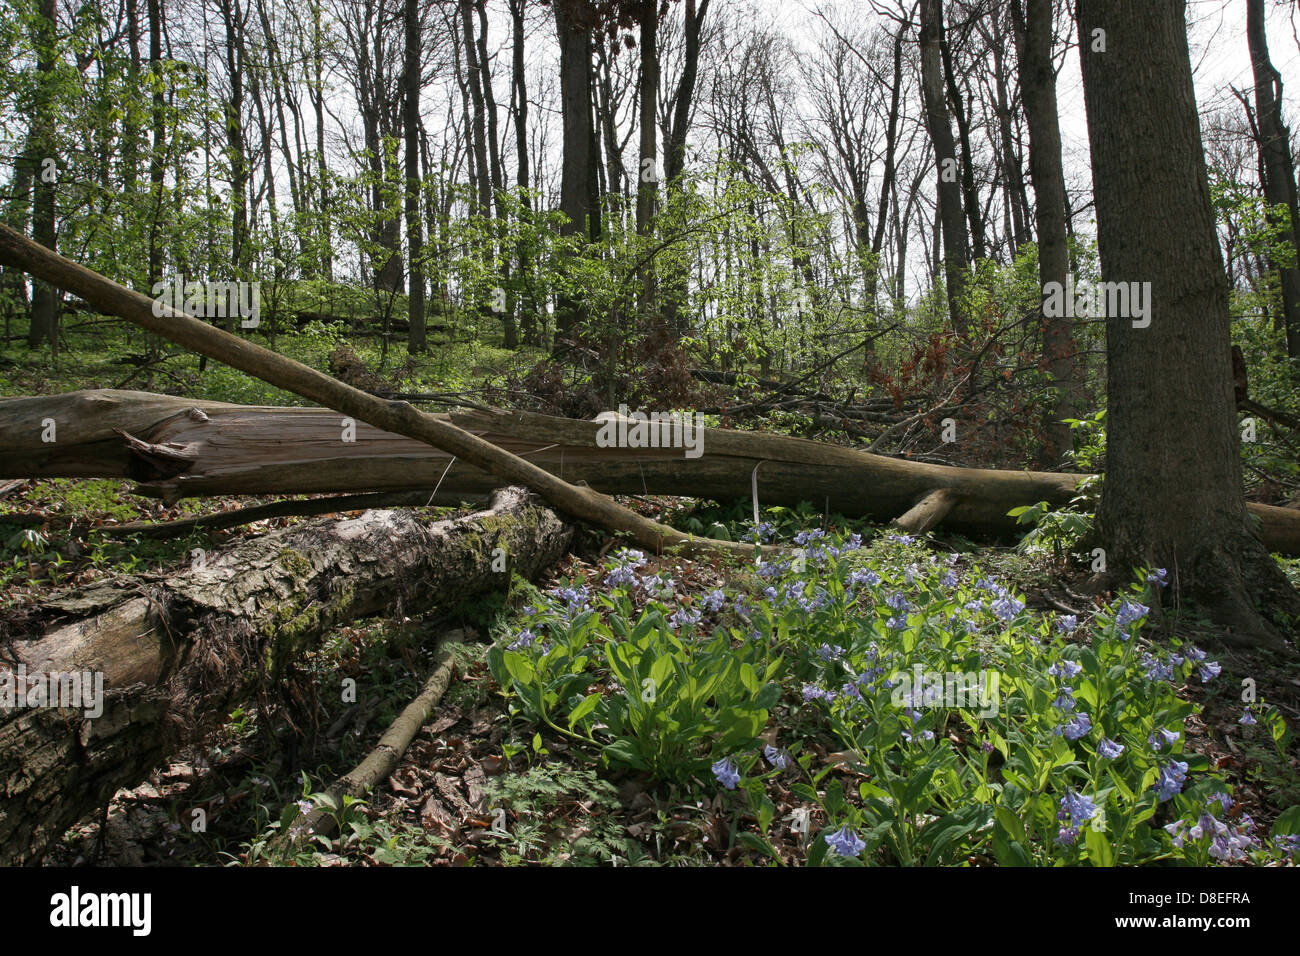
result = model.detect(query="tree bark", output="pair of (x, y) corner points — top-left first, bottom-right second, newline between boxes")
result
(0, 488), (571, 865)
(1011, 0), (1077, 467)
(919, 0), (970, 334)
(1246, 0), (1300, 358)
(405, 0), (426, 353)
(553, 0), (601, 354)
(1077, 0), (1300, 647)
(7, 390), (1300, 556)
(26, 0), (58, 353)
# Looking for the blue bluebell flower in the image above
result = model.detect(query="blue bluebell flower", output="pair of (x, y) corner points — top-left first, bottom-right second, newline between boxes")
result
(1156, 760), (1189, 802)
(763, 745), (787, 770)
(847, 567), (881, 588)
(712, 757), (741, 790)
(1148, 728), (1180, 752)
(507, 628), (537, 651)
(1055, 826), (1080, 846)
(1048, 659), (1083, 679)
(991, 594), (1024, 622)
(1057, 790), (1099, 825)
(1055, 711), (1093, 740)
(669, 607), (702, 630)
(700, 589), (726, 613)
(1273, 834), (1300, 859)
(1098, 737), (1125, 760)
(823, 826), (866, 856)
(1114, 600), (1149, 629)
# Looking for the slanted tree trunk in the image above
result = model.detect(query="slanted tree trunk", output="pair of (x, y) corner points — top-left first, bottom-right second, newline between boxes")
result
(0, 224), (753, 560)
(0, 487), (572, 865)
(1077, 0), (1300, 647)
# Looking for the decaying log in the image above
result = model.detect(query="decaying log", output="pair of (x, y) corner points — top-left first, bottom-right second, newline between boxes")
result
(892, 489), (959, 535)
(5, 390), (1300, 554)
(0, 487), (571, 865)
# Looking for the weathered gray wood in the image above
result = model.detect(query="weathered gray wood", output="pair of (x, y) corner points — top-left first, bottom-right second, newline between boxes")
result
(0, 487), (571, 865)
(5, 391), (1300, 553)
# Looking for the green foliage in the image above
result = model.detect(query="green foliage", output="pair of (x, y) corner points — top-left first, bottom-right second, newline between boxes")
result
(486, 529), (1296, 866)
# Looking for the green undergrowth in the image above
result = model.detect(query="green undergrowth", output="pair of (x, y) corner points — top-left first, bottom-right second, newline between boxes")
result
(484, 525), (1299, 866)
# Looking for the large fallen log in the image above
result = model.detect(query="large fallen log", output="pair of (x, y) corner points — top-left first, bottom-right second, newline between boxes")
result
(0, 223), (750, 560)
(4, 389), (1300, 554)
(0, 487), (571, 865)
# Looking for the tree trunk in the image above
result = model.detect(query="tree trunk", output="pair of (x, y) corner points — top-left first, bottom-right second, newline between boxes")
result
(919, 0), (970, 334)
(1011, 0), (1077, 467)
(405, 0), (426, 353)
(636, 2), (660, 319)
(509, 0), (536, 345)
(7, 390), (1300, 556)
(1246, 0), (1300, 359)
(1077, 0), (1300, 647)
(26, 0), (58, 353)
(0, 487), (572, 865)
(553, 0), (601, 354)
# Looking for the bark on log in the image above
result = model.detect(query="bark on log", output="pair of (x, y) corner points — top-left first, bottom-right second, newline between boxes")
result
(5, 390), (1300, 554)
(0, 487), (571, 865)
(892, 489), (959, 534)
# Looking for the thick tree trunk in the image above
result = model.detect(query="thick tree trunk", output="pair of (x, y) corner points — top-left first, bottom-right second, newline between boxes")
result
(26, 0), (58, 353)
(553, 0), (601, 354)
(0, 487), (572, 865)
(6, 391), (1300, 555)
(1077, 0), (1300, 647)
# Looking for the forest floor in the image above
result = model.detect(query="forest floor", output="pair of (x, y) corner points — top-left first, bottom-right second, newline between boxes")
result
(5, 480), (1296, 867)
(4, 326), (1300, 867)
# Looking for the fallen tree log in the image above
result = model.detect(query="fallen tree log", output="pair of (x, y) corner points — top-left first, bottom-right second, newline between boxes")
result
(0, 223), (750, 560)
(0, 487), (571, 865)
(5, 390), (1300, 554)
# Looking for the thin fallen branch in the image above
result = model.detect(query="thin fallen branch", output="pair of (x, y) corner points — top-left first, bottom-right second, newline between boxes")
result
(270, 630), (465, 854)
